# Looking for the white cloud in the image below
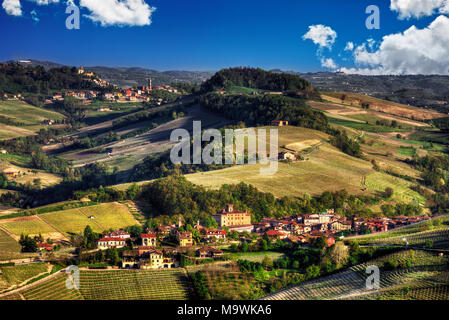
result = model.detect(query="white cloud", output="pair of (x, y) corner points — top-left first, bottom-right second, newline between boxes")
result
(30, 9), (39, 21)
(341, 15), (449, 75)
(390, 0), (449, 19)
(321, 57), (338, 69)
(302, 24), (337, 49)
(344, 42), (354, 51)
(2, 0), (22, 16)
(79, 0), (156, 26)
(2, 0), (156, 27)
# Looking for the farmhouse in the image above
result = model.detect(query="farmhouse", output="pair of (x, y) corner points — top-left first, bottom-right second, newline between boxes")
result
(278, 151), (296, 161)
(98, 237), (126, 250)
(37, 242), (53, 252)
(2, 167), (20, 178)
(141, 233), (157, 246)
(271, 120), (289, 126)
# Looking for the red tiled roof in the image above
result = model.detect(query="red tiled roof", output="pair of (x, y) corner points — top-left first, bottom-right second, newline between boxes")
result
(38, 243), (53, 248)
(266, 230), (283, 236)
(141, 233), (157, 238)
(98, 237), (125, 242)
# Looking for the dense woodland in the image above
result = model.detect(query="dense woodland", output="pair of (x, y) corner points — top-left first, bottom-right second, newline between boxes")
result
(198, 93), (328, 130)
(201, 67), (317, 95)
(0, 63), (104, 95)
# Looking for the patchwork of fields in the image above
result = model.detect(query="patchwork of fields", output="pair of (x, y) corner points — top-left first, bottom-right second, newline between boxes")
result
(0, 202), (139, 244)
(0, 101), (65, 139)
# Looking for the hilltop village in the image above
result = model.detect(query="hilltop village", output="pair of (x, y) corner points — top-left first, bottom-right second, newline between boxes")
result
(2, 66), (181, 110)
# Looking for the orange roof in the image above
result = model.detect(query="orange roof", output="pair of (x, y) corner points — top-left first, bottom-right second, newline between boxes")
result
(141, 233), (156, 238)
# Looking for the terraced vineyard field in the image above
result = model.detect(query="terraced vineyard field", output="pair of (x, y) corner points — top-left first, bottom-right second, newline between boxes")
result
(0, 228), (20, 253)
(0, 216), (59, 238)
(262, 251), (449, 300)
(79, 269), (192, 300)
(364, 171), (425, 204)
(0, 263), (49, 292)
(1, 269), (193, 300)
(20, 273), (84, 300)
(360, 228), (449, 248)
(352, 216), (449, 244)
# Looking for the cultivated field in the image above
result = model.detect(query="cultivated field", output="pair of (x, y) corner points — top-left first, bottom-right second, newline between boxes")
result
(0, 228), (21, 260)
(62, 104), (231, 170)
(0, 216), (60, 239)
(39, 202), (139, 234)
(0, 101), (65, 139)
(364, 171), (425, 204)
(262, 251), (449, 300)
(1, 269), (193, 300)
(0, 263), (49, 292)
(321, 92), (445, 121)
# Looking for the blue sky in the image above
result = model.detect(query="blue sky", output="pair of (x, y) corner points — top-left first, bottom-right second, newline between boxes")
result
(1, 0), (448, 74)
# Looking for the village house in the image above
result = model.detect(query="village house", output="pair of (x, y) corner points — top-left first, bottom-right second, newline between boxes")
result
(206, 230), (226, 241)
(139, 249), (164, 269)
(177, 232), (194, 247)
(102, 93), (115, 101)
(329, 219), (352, 231)
(0, 149), (7, 154)
(97, 237), (126, 250)
(197, 247), (224, 259)
(141, 233), (157, 247)
(105, 230), (130, 239)
(265, 230), (288, 240)
(157, 225), (177, 235)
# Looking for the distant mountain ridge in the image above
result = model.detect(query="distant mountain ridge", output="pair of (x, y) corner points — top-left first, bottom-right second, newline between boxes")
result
(7, 59), (214, 88)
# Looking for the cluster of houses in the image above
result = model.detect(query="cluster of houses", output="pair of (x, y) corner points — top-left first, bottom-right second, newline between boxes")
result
(47, 76), (179, 107)
(94, 204), (431, 270)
